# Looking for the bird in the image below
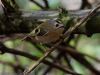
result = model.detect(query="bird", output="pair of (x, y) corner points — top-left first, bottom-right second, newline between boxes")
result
(22, 19), (64, 44)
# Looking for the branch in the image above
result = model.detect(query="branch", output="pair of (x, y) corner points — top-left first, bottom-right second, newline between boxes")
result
(0, 9), (100, 34)
(0, 42), (79, 75)
(23, 40), (63, 75)
(43, 52), (63, 75)
(48, 44), (100, 74)
(62, 46), (100, 75)
(29, 0), (45, 9)
(43, 0), (49, 9)
(0, 60), (24, 71)
(23, 4), (100, 75)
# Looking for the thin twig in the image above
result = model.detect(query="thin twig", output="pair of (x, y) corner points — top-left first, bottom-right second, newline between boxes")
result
(64, 47), (100, 74)
(63, 5), (100, 38)
(43, 51), (63, 75)
(59, 46), (100, 63)
(43, 0), (49, 9)
(30, 0), (45, 9)
(23, 40), (62, 75)
(23, 4), (100, 75)
(55, 45), (100, 74)
(0, 42), (79, 75)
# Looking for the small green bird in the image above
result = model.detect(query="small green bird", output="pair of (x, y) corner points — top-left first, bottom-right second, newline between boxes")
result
(23, 19), (64, 44)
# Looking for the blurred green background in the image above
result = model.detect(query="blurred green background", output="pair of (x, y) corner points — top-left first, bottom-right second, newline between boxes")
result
(0, 0), (100, 75)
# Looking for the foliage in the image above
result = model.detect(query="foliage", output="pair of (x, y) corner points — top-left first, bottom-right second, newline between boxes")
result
(0, 0), (100, 75)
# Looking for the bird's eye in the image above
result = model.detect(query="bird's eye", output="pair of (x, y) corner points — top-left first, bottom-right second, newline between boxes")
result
(34, 28), (40, 34)
(35, 29), (38, 33)
(55, 23), (59, 27)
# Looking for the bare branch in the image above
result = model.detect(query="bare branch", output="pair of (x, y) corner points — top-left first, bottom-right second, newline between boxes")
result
(0, 42), (79, 75)
(23, 4), (100, 75)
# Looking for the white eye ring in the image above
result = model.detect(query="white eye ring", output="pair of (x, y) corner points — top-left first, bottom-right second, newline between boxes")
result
(34, 28), (40, 35)
(53, 22), (60, 28)
(29, 27), (40, 36)
(54, 20), (64, 28)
